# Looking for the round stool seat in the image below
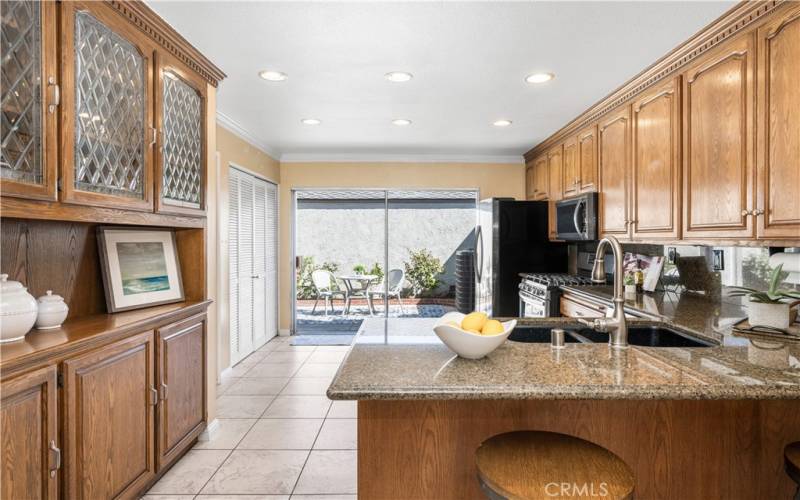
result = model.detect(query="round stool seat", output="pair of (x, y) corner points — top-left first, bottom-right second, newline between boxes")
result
(476, 431), (634, 500)
(786, 442), (800, 485)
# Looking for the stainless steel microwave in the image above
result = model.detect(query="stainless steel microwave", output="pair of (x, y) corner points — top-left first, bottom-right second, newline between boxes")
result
(555, 193), (598, 241)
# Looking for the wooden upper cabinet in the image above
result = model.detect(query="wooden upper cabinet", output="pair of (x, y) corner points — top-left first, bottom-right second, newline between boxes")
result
(682, 34), (755, 239)
(577, 124), (598, 193)
(59, 1), (156, 212)
(1, 366), (59, 500)
(531, 155), (548, 200)
(598, 106), (631, 237)
(155, 52), (208, 216)
(631, 77), (681, 240)
(156, 314), (207, 470)
(562, 137), (578, 198)
(525, 165), (535, 200)
(756, 4), (800, 240)
(0, 1), (58, 201)
(547, 145), (563, 202)
(63, 331), (156, 499)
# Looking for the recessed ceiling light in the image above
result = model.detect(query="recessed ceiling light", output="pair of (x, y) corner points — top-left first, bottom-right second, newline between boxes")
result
(493, 119), (512, 127)
(392, 118), (412, 126)
(384, 71), (413, 83)
(301, 118), (321, 125)
(259, 70), (288, 82)
(525, 72), (554, 84)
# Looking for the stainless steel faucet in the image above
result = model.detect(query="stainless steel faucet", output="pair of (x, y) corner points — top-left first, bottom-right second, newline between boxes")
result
(579, 235), (629, 349)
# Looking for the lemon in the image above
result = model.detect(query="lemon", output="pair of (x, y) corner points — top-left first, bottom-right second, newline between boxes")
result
(465, 328), (482, 335)
(444, 320), (461, 329)
(461, 312), (488, 332)
(481, 319), (504, 336)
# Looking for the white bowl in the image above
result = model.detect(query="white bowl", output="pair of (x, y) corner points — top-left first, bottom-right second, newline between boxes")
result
(433, 312), (516, 359)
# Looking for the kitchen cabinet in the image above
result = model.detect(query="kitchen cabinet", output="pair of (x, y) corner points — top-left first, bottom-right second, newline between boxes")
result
(598, 106), (631, 238)
(559, 293), (606, 319)
(1, 366), (59, 499)
(0, 1), (59, 201)
(155, 52), (208, 216)
(59, 1), (156, 212)
(525, 166), (535, 200)
(562, 137), (579, 197)
(577, 124), (599, 193)
(62, 331), (156, 499)
(682, 34), (755, 240)
(156, 314), (206, 469)
(631, 78), (681, 240)
(547, 145), (563, 202)
(531, 155), (548, 201)
(756, 4), (800, 240)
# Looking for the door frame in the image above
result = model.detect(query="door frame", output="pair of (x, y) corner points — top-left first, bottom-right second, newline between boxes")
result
(290, 187), (481, 335)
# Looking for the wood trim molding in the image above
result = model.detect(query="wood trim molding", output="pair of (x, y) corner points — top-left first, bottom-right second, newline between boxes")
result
(524, 0), (784, 161)
(107, 0), (226, 87)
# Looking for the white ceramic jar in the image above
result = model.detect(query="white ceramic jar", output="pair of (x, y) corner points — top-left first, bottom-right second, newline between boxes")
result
(35, 290), (69, 330)
(0, 274), (38, 342)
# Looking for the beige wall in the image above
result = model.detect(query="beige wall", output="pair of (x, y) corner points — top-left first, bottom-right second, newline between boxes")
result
(277, 161), (526, 331)
(215, 125), (280, 371)
(205, 86), (218, 421)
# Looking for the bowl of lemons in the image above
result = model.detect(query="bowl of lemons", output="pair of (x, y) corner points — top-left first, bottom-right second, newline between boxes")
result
(433, 311), (516, 359)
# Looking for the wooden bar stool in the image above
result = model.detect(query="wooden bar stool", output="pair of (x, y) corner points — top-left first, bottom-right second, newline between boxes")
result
(476, 431), (634, 500)
(785, 442), (800, 500)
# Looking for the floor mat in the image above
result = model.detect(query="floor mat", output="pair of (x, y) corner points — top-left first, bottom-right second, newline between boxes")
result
(291, 334), (355, 346)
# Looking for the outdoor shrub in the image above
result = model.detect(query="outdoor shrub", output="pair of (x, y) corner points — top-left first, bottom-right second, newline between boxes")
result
(368, 262), (384, 282)
(404, 249), (444, 297)
(296, 256), (340, 299)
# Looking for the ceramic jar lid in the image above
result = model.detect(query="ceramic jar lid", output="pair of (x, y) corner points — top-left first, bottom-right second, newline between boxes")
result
(37, 290), (68, 312)
(0, 274), (38, 315)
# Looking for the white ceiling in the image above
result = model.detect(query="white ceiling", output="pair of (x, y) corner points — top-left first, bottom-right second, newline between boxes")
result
(148, 1), (735, 161)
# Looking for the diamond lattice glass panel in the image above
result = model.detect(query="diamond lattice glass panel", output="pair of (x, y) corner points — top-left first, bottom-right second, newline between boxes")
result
(1, 0), (43, 184)
(73, 11), (145, 198)
(162, 71), (201, 207)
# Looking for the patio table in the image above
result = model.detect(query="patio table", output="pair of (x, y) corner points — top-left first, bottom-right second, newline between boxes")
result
(337, 274), (378, 315)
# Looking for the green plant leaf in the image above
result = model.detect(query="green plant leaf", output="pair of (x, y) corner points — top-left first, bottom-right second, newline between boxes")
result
(769, 263), (784, 295)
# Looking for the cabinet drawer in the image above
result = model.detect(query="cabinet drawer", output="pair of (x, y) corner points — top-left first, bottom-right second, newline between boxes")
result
(560, 294), (606, 319)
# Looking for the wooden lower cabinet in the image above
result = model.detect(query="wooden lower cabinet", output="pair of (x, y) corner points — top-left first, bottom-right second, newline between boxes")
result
(156, 313), (207, 469)
(1, 366), (59, 499)
(63, 331), (157, 499)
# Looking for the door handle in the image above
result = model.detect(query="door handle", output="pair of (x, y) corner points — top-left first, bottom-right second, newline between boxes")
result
(149, 387), (158, 406)
(49, 440), (61, 477)
(160, 382), (168, 401)
(47, 77), (60, 114)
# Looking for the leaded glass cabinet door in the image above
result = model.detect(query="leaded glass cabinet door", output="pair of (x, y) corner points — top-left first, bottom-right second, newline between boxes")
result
(155, 52), (207, 216)
(1, 0), (58, 200)
(60, 1), (155, 211)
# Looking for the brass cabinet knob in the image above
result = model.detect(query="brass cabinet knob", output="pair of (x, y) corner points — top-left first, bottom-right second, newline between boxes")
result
(741, 209), (752, 216)
(753, 209), (764, 216)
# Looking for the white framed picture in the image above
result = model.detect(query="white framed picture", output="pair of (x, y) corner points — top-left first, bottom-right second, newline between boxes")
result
(97, 227), (185, 313)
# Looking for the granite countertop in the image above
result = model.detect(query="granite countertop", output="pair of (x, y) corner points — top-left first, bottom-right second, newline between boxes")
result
(327, 289), (800, 401)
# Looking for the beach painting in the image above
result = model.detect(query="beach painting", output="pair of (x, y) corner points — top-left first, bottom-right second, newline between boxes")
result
(116, 242), (171, 295)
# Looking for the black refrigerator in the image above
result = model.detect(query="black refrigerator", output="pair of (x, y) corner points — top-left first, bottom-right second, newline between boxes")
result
(474, 198), (568, 317)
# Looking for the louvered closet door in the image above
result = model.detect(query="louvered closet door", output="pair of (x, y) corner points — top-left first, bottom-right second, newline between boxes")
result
(265, 181), (278, 342)
(228, 168), (243, 363)
(251, 179), (268, 348)
(237, 173), (255, 360)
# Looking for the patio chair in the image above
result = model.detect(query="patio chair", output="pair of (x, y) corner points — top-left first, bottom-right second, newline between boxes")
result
(368, 269), (406, 314)
(311, 270), (346, 316)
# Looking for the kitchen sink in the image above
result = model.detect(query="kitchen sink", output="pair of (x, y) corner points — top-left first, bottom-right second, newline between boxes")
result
(508, 327), (582, 343)
(575, 326), (714, 348)
(508, 325), (713, 347)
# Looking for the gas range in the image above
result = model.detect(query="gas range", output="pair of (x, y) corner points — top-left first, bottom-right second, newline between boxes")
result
(518, 272), (595, 318)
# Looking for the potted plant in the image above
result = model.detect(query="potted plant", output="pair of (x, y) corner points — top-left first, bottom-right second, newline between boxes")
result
(728, 264), (800, 329)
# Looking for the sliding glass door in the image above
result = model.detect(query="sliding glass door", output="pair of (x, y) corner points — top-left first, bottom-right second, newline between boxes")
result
(292, 188), (478, 339)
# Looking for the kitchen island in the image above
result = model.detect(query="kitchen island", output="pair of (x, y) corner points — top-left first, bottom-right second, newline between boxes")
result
(328, 295), (800, 499)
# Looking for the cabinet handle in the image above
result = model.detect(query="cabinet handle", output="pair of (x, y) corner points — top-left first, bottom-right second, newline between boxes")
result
(149, 127), (158, 147)
(160, 382), (168, 401)
(47, 77), (60, 114)
(741, 209), (752, 216)
(149, 387), (158, 406)
(49, 440), (61, 477)
(753, 209), (764, 216)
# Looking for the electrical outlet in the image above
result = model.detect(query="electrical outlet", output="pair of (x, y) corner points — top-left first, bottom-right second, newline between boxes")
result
(712, 249), (724, 271)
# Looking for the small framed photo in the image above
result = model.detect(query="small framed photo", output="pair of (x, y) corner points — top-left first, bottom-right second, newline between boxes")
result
(97, 226), (185, 313)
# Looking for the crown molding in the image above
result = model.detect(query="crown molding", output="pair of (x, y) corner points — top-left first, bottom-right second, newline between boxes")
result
(279, 153), (524, 165)
(216, 112), (281, 161)
(523, 0), (785, 161)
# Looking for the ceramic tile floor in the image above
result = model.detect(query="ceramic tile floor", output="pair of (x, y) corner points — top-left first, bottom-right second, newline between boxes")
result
(143, 335), (357, 500)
